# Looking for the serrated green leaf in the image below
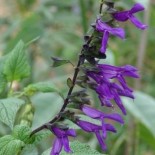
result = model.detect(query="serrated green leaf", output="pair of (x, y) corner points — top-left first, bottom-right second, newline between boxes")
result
(3, 40), (30, 81)
(33, 130), (51, 144)
(122, 91), (155, 137)
(12, 125), (31, 144)
(0, 98), (24, 129)
(42, 141), (104, 155)
(0, 135), (24, 155)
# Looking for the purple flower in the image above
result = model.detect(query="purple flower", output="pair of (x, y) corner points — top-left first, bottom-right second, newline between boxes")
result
(113, 3), (148, 30)
(77, 119), (116, 151)
(51, 126), (76, 155)
(98, 64), (139, 91)
(87, 64), (139, 115)
(81, 105), (124, 138)
(96, 18), (125, 53)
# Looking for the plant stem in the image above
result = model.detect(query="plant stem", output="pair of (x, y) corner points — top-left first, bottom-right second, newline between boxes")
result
(31, 51), (85, 135)
(99, 0), (104, 14)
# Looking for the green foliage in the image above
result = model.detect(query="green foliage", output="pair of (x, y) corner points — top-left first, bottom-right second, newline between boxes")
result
(0, 55), (9, 94)
(122, 91), (155, 137)
(24, 82), (61, 95)
(5, 14), (43, 53)
(0, 135), (24, 155)
(32, 130), (51, 145)
(0, 98), (24, 129)
(12, 125), (31, 144)
(3, 40), (30, 82)
(67, 78), (73, 88)
(42, 141), (104, 155)
(21, 145), (38, 155)
(51, 57), (72, 67)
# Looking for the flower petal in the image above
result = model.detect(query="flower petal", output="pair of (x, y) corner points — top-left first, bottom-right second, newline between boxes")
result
(109, 27), (125, 39)
(113, 92), (127, 115)
(51, 138), (63, 155)
(113, 11), (129, 21)
(82, 105), (101, 118)
(77, 120), (100, 132)
(100, 31), (109, 53)
(101, 117), (107, 138)
(129, 14), (148, 30)
(105, 124), (117, 133)
(104, 113), (124, 124)
(130, 3), (145, 14)
(95, 131), (107, 151)
(62, 137), (72, 153)
(66, 129), (76, 137)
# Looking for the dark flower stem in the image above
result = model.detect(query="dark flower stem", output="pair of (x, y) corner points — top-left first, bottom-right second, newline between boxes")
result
(31, 1), (103, 136)
(99, 0), (104, 14)
(31, 37), (93, 136)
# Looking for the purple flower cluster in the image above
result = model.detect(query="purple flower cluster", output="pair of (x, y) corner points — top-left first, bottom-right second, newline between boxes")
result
(50, 3), (147, 155)
(96, 3), (147, 53)
(87, 64), (139, 115)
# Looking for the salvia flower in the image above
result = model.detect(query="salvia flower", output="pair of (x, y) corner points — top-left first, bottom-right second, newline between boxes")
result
(81, 104), (124, 138)
(96, 18), (125, 53)
(51, 126), (76, 155)
(87, 64), (139, 115)
(98, 64), (139, 91)
(77, 119), (116, 151)
(113, 3), (148, 30)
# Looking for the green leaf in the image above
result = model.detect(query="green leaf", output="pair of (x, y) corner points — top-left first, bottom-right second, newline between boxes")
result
(32, 130), (51, 145)
(0, 71), (7, 94)
(24, 82), (64, 99)
(0, 55), (8, 94)
(12, 125), (31, 144)
(0, 98), (24, 129)
(31, 93), (63, 129)
(67, 78), (73, 88)
(42, 141), (104, 155)
(122, 91), (155, 137)
(51, 57), (72, 67)
(139, 123), (155, 149)
(3, 40), (30, 81)
(0, 135), (24, 155)
(5, 14), (43, 54)
(21, 145), (38, 155)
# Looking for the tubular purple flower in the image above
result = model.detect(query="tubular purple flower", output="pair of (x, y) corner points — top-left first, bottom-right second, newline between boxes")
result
(87, 64), (139, 115)
(81, 105), (124, 124)
(50, 126), (76, 155)
(76, 119), (116, 151)
(81, 105), (124, 138)
(96, 19), (125, 53)
(113, 3), (148, 30)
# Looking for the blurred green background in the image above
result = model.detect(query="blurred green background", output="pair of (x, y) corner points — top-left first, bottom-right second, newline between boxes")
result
(0, 0), (155, 155)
